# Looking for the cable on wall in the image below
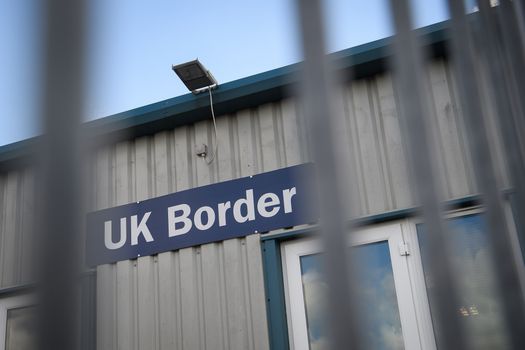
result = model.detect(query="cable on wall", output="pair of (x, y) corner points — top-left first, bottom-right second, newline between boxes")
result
(205, 86), (219, 165)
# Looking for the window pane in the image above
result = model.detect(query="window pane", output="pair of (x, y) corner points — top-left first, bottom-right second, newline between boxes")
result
(300, 241), (404, 349)
(5, 306), (36, 350)
(300, 254), (328, 350)
(417, 213), (511, 349)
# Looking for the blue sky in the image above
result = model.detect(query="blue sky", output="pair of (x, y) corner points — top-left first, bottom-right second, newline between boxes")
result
(0, 0), (453, 147)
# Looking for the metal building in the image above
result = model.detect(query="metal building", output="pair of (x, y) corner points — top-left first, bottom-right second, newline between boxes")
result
(0, 19), (523, 350)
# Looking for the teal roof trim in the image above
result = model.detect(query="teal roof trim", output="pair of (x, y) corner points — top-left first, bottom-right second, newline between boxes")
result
(0, 20), (450, 169)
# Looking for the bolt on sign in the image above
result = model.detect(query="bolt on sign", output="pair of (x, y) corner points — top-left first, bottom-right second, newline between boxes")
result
(86, 164), (316, 266)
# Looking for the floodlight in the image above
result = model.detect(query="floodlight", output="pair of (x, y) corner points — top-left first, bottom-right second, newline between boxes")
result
(172, 59), (218, 93)
(172, 59), (220, 164)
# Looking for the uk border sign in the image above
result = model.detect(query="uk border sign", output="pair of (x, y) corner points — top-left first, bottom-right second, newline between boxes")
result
(86, 163), (315, 266)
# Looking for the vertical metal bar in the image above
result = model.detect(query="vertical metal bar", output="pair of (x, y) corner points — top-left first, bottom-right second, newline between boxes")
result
(476, 0), (525, 292)
(497, 0), (525, 159)
(294, 0), (364, 349)
(512, 0), (525, 45)
(498, 0), (525, 273)
(80, 272), (97, 350)
(386, 1), (467, 349)
(445, 1), (525, 348)
(38, 0), (86, 349)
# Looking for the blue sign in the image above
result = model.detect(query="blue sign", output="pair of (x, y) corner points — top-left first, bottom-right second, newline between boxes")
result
(86, 163), (316, 266)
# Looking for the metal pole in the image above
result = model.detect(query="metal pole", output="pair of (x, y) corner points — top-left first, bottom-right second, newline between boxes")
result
(387, 0), (467, 349)
(446, 0), (525, 348)
(38, 0), (86, 349)
(497, 0), (525, 285)
(511, 0), (525, 47)
(498, 0), (525, 154)
(476, 0), (525, 290)
(295, 0), (365, 348)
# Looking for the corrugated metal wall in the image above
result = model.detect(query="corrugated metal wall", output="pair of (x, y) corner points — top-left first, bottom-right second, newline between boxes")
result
(0, 168), (34, 289)
(0, 58), (510, 349)
(90, 97), (304, 350)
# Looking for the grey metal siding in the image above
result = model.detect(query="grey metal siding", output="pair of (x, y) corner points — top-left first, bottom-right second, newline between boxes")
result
(92, 60), (479, 350)
(0, 59), (510, 349)
(91, 97), (305, 350)
(0, 168), (34, 288)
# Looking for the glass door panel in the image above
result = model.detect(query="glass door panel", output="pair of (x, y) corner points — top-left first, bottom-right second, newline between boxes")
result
(300, 241), (404, 349)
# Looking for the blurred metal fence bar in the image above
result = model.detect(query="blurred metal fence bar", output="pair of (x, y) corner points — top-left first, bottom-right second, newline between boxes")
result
(498, 0), (525, 155)
(512, 0), (525, 44)
(499, 0), (525, 269)
(387, 0), (467, 349)
(295, 0), (365, 349)
(38, 0), (86, 349)
(446, 0), (525, 348)
(477, 0), (525, 290)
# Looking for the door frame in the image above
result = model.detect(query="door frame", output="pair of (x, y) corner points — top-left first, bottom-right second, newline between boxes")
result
(281, 222), (435, 350)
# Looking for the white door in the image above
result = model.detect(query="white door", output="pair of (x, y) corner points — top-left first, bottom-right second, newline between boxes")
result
(282, 222), (435, 350)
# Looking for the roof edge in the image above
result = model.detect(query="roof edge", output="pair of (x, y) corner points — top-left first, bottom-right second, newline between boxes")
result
(0, 19), (450, 169)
